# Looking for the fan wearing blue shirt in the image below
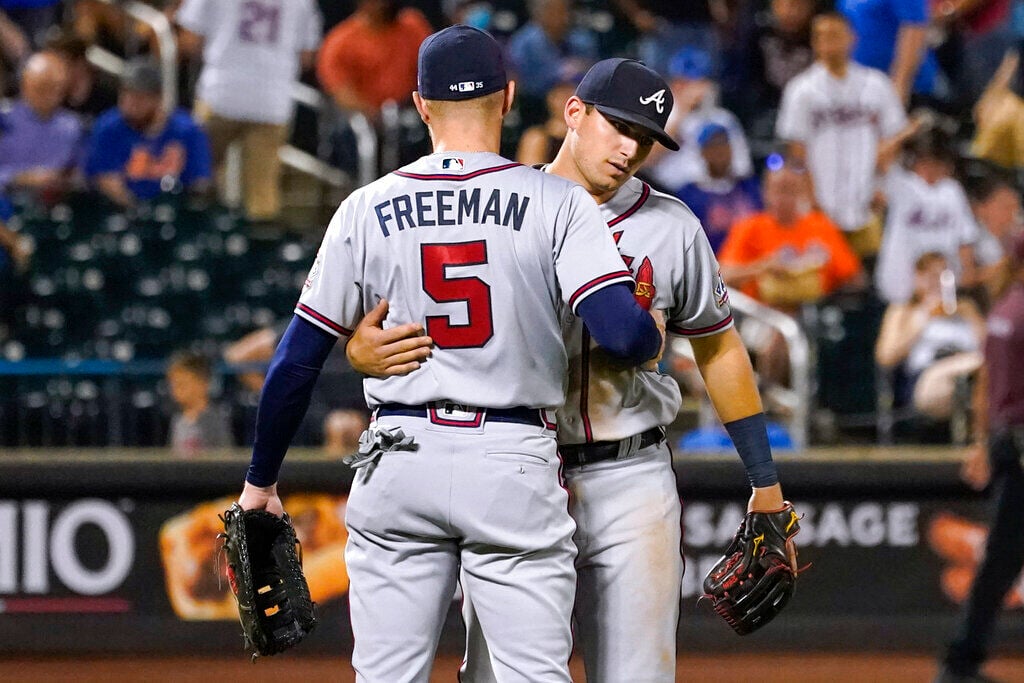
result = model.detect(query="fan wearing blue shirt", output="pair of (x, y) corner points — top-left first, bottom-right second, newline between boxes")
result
(839, 0), (939, 104)
(676, 123), (762, 254)
(85, 58), (212, 207)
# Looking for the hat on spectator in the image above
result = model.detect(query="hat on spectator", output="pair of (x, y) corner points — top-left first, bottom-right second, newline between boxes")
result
(575, 58), (679, 150)
(122, 58), (163, 95)
(417, 25), (507, 101)
(668, 47), (712, 81)
(697, 122), (730, 148)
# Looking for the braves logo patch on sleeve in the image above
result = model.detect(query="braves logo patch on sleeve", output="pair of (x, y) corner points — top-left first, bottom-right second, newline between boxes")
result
(304, 248), (323, 290)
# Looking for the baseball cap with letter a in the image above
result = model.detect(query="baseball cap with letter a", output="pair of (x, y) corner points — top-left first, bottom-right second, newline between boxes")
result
(417, 24), (508, 101)
(575, 58), (679, 150)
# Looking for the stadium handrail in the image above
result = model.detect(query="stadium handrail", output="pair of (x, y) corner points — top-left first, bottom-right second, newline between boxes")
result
(92, 0), (178, 112)
(674, 289), (811, 450)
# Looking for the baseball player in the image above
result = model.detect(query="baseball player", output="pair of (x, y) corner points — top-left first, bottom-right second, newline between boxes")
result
(236, 26), (663, 683)
(349, 59), (794, 682)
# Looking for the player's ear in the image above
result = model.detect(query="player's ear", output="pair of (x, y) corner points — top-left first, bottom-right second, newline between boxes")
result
(564, 95), (585, 131)
(413, 91), (429, 124)
(501, 81), (516, 116)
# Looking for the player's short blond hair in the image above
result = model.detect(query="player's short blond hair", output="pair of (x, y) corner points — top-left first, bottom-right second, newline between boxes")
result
(421, 89), (506, 117)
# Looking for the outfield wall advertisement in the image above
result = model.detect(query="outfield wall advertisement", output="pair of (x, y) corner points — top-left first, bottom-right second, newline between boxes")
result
(0, 455), (1020, 654)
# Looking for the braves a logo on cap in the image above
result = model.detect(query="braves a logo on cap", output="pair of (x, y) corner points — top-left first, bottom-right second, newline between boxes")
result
(442, 157), (464, 170)
(714, 269), (729, 308)
(639, 88), (667, 114)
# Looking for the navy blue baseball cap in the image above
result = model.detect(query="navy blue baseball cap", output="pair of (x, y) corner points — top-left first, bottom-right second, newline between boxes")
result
(417, 25), (507, 101)
(576, 58), (679, 151)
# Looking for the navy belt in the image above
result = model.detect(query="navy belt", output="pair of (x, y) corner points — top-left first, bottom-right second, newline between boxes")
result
(560, 427), (665, 468)
(376, 402), (546, 428)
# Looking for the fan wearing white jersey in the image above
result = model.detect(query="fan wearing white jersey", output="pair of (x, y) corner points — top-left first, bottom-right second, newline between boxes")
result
(777, 12), (906, 244)
(875, 128), (981, 304)
(176, 0), (322, 220)
(235, 27), (663, 683)
(349, 58), (796, 683)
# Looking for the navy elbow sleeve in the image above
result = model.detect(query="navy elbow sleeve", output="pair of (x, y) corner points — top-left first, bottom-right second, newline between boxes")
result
(246, 316), (338, 486)
(577, 284), (661, 365)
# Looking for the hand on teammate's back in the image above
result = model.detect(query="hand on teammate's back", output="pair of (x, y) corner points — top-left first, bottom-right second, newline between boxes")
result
(345, 299), (434, 377)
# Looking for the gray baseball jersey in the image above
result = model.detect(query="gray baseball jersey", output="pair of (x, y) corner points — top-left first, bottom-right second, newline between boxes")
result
(559, 177), (734, 445)
(777, 62), (906, 231)
(305, 151), (634, 682)
(297, 151), (634, 410)
(462, 177), (733, 683)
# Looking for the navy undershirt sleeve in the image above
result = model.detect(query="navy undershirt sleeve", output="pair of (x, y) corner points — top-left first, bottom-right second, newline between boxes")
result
(577, 283), (661, 365)
(246, 315), (338, 486)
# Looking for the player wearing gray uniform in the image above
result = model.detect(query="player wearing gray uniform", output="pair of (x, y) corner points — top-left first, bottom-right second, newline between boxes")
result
(351, 59), (796, 682)
(236, 27), (662, 683)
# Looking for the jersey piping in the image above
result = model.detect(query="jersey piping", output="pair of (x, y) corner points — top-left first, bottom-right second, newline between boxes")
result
(391, 162), (522, 182)
(607, 181), (651, 227)
(294, 303), (353, 337)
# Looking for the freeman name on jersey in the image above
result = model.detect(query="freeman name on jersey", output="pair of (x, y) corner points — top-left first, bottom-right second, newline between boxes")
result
(374, 188), (531, 237)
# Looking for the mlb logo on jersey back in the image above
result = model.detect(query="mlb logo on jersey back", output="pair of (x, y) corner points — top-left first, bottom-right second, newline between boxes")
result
(442, 157), (464, 170)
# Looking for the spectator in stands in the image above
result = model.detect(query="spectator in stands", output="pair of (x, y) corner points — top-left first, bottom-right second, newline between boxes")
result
(676, 122), (762, 254)
(323, 408), (370, 457)
(718, 163), (864, 384)
(85, 58), (212, 208)
(612, 0), (716, 78)
(46, 32), (118, 128)
(0, 0), (61, 50)
(875, 251), (984, 420)
(317, 0), (431, 120)
(729, 0), (815, 136)
(777, 12), (909, 258)
(643, 46), (752, 194)
(0, 51), (81, 202)
(175, 0), (322, 224)
(969, 173), (1023, 298)
(506, 0), (598, 128)
(0, 9), (30, 94)
(934, 0), (1015, 109)
(515, 69), (579, 165)
(875, 129), (981, 303)
(971, 51), (1024, 170)
(838, 0), (938, 106)
(223, 323), (364, 447)
(936, 232), (1024, 683)
(166, 350), (233, 457)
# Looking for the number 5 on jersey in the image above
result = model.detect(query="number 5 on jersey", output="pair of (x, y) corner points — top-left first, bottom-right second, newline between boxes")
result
(421, 241), (494, 349)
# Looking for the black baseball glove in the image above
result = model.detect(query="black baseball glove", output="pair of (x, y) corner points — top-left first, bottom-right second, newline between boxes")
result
(701, 501), (803, 635)
(220, 503), (317, 658)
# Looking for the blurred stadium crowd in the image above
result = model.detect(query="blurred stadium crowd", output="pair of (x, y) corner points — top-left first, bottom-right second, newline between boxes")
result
(1, 0), (1023, 453)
